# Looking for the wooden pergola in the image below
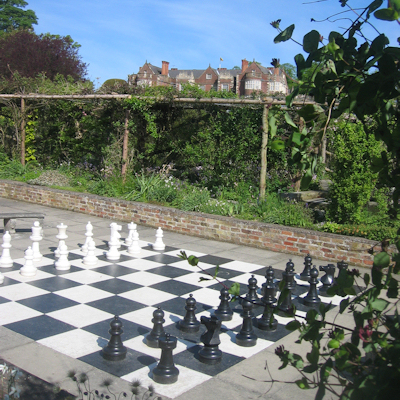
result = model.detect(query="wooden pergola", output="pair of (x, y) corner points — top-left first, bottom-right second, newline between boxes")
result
(0, 94), (315, 199)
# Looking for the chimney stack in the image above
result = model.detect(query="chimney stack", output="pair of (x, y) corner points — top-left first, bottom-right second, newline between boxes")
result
(274, 67), (280, 76)
(162, 61), (169, 76)
(241, 59), (248, 73)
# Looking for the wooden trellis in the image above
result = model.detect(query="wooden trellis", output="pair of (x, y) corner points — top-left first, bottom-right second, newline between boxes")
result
(0, 94), (316, 200)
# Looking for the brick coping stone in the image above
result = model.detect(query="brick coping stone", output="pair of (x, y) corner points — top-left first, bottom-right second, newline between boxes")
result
(0, 179), (380, 268)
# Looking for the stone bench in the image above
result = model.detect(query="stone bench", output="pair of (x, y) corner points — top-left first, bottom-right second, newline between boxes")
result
(0, 213), (45, 234)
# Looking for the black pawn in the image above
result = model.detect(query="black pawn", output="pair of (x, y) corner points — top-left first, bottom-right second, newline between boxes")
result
(198, 315), (222, 364)
(303, 266), (321, 306)
(261, 266), (277, 298)
(102, 315), (127, 361)
(246, 275), (259, 304)
(179, 294), (200, 333)
(278, 259), (296, 315)
(152, 333), (179, 385)
(299, 254), (312, 281)
(236, 299), (257, 347)
(147, 307), (165, 348)
(319, 263), (336, 295)
(258, 267), (278, 331)
(214, 288), (233, 321)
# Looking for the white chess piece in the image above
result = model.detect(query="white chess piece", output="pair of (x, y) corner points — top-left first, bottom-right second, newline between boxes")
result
(81, 221), (93, 255)
(55, 223), (68, 258)
(30, 221), (43, 262)
(125, 222), (136, 246)
(0, 271), (4, 284)
(127, 229), (141, 254)
(0, 231), (13, 268)
(107, 223), (121, 260)
(109, 222), (122, 249)
(20, 246), (37, 277)
(153, 227), (165, 251)
(55, 243), (70, 271)
(83, 238), (98, 266)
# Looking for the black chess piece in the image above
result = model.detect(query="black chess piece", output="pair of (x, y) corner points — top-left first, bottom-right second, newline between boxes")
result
(278, 259), (296, 316)
(261, 266), (277, 298)
(152, 333), (179, 384)
(299, 254), (312, 281)
(214, 288), (233, 321)
(337, 260), (349, 276)
(236, 299), (257, 347)
(178, 294), (200, 333)
(303, 266), (321, 306)
(101, 315), (127, 361)
(198, 315), (222, 364)
(319, 264), (336, 295)
(146, 307), (166, 348)
(258, 267), (278, 331)
(246, 275), (259, 305)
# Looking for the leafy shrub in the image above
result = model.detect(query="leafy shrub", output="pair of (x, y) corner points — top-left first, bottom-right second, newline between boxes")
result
(327, 121), (385, 224)
(254, 193), (314, 227)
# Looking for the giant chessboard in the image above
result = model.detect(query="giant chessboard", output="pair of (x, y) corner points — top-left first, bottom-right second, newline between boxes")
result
(0, 239), (346, 399)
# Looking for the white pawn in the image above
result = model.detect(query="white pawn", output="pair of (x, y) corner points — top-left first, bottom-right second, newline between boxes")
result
(0, 271), (4, 284)
(83, 238), (98, 266)
(81, 221), (93, 255)
(0, 231), (13, 268)
(55, 243), (70, 271)
(30, 221), (43, 262)
(127, 229), (141, 254)
(153, 227), (165, 251)
(20, 247), (37, 277)
(125, 222), (137, 246)
(55, 223), (68, 258)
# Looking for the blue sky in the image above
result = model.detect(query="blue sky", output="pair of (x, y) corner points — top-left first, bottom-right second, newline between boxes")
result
(28, 0), (398, 86)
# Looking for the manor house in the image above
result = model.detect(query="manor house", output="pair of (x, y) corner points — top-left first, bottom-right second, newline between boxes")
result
(128, 59), (288, 96)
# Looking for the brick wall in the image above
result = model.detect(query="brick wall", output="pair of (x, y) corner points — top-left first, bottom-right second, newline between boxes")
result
(0, 180), (377, 268)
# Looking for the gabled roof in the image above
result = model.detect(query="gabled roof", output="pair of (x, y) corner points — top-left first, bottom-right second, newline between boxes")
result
(147, 64), (162, 75)
(169, 69), (207, 79)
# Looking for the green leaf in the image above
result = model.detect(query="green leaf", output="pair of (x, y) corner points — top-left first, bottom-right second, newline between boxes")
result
(187, 255), (199, 266)
(339, 298), (350, 313)
(370, 298), (389, 312)
(363, 273), (370, 286)
(274, 24), (295, 43)
(228, 282), (240, 297)
(213, 265), (220, 278)
(300, 168), (313, 191)
(286, 320), (301, 331)
(328, 339), (340, 349)
(297, 104), (325, 122)
(306, 342), (319, 365)
(303, 30), (320, 53)
(295, 377), (310, 389)
(374, 8), (399, 21)
(373, 251), (390, 268)
(343, 287), (356, 296)
(270, 139), (285, 150)
(284, 112), (298, 129)
(268, 114), (277, 138)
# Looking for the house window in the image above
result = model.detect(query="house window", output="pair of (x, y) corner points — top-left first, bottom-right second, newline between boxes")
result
(199, 85), (206, 91)
(221, 83), (229, 91)
(143, 71), (147, 78)
(245, 80), (261, 90)
(270, 82), (280, 92)
(206, 74), (212, 79)
(252, 70), (255, 76)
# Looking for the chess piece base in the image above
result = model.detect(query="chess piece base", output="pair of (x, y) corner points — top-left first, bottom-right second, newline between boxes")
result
(152, 366), (179, 385)
(198, 345), (222, 364)
(101, 345), (127, 361)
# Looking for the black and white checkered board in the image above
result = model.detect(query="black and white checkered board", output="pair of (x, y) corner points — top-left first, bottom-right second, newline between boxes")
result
(0, 240), (345, 399)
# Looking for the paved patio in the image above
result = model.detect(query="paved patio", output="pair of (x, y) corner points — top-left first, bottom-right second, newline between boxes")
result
(0, 198), (363, 399)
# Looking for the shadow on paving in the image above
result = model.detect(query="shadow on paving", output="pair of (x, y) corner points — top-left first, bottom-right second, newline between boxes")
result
(1, 359), (75, 400)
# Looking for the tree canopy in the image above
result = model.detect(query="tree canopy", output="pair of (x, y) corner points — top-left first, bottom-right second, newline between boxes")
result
(0, 0), (37, 33)
(0, 30), (88, 82)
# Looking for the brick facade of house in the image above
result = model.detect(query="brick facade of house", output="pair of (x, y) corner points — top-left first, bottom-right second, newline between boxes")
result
(0, 180), (378, 268)
(128, 59), (288, 96)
